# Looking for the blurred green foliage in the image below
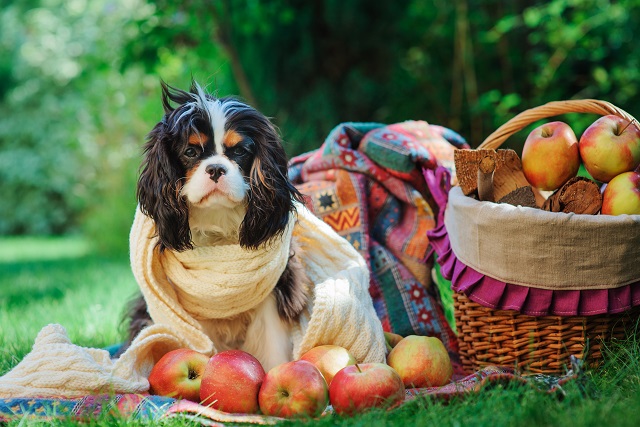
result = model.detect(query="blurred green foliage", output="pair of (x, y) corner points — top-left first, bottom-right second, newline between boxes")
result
(0, 0), (639, 254)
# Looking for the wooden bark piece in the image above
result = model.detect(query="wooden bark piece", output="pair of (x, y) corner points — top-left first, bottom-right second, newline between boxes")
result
(477, 155), (496, 202)
(497, 186), (538, 208)
(454, 148), (546, 207)
(455, 149), (498, 195)
(542, 176), (602, 214)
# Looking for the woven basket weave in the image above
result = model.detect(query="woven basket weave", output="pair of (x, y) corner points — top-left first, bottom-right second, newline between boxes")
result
(453, 99), (640, 374)
(455, 293), (640, 374)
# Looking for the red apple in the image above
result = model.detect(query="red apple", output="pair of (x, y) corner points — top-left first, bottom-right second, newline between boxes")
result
(299, 345), (356, 386)
(387, 335), (453, 388)
(579, 115), (640, 183)
(384, 332), (404, 350)
(329, 363), (405, 416)
(200, 350), (265, 413)
(147, 348), (209, 402)
(522, 121), (580, 191)
(601, 167), (640, 215)
(258, 360), (329, 418)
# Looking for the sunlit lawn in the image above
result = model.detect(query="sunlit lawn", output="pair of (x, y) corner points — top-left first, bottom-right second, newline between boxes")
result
(0, 237), (138, 374)
(1, 237), (640, 426)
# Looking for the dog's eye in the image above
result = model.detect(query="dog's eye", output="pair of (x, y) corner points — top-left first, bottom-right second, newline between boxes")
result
(184, 147), (199, 158)
(227, 145), (250, 157)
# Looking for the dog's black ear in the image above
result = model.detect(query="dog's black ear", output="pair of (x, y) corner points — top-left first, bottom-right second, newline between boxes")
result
(240, 118), (303, 249)
(137, 121), (192, 252)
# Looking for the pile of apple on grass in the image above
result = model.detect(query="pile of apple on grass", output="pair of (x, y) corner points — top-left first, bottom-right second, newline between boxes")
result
(458, 114), (640, 215)
(148, 334), (451, 418)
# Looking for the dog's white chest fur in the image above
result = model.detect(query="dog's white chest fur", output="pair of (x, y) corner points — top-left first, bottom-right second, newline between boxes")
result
(188, 204), (246, 246)
(199, 294), (294, 371)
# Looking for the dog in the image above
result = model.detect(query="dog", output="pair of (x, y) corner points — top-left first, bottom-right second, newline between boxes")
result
(123, 81), (311, 370)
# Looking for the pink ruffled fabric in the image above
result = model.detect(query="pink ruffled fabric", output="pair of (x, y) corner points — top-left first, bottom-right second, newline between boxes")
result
(424, 167), (640, 317)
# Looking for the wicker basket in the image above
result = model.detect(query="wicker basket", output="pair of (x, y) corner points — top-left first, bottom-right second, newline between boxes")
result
(455, 293), (640, 374)
(451, 99), (640, 375)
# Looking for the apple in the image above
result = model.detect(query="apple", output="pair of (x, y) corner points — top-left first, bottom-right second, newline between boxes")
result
(299, 345), (357, 386)
(147, 348), (209, 402)
(522, 121), (580, 190)
(579, 115), (640, 183)
(384, 332), (404, 350)
(601, 167), (640, 215)
(200, 350), (265, 413)
(258, 360), (329, 418)
(328, 363), (405, 416)
(387, 335), (453, 388)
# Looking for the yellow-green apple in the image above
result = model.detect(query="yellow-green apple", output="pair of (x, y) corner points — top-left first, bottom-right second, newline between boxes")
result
(387, 335), (453, 388)
(579, 115), (640, 183)
(522, 121), (580, 191)
(299, 345), (356, 386)
(328, 363), (405, 416)
(199, 350), (265, 413)
(258, 360), (329, 418)
(601, 167), (640, 215)
(147, 348), (209, 402)
(384, 332), (404, 351)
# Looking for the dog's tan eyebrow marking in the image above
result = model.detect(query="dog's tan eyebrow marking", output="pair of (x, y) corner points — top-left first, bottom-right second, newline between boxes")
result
(222, 130), (243, 147)
(188, 133), (208, 145)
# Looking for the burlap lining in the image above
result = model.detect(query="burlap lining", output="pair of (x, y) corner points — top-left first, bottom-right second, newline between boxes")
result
(444, 186), (640, 290)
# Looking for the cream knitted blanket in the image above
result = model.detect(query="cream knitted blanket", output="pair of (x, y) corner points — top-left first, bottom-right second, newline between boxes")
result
(0, 203), (386, 398)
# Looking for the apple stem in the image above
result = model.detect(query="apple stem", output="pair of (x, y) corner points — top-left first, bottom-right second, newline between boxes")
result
(618, 118), (637, 136)
(355, 364), (362, 373)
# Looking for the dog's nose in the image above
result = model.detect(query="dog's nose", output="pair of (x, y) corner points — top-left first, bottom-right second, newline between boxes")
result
(205, 164), (227, 182)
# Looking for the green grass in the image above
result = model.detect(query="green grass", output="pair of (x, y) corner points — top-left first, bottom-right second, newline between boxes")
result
(1, 237), (640, 426)
(0, 237), (139, 374)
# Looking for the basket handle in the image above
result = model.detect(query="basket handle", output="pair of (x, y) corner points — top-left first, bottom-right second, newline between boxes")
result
(478, 99), (638, 150)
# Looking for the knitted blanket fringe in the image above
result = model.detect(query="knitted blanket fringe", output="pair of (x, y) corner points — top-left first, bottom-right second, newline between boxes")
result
(0, 203), (386, 398)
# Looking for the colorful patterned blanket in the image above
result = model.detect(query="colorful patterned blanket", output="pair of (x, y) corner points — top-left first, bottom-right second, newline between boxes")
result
(289, 121), (468, 357)
(0, 365), (580, 424)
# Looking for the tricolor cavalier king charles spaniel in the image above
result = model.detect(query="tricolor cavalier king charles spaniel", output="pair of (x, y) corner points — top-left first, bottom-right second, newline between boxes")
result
(123, 81), (309, 369)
